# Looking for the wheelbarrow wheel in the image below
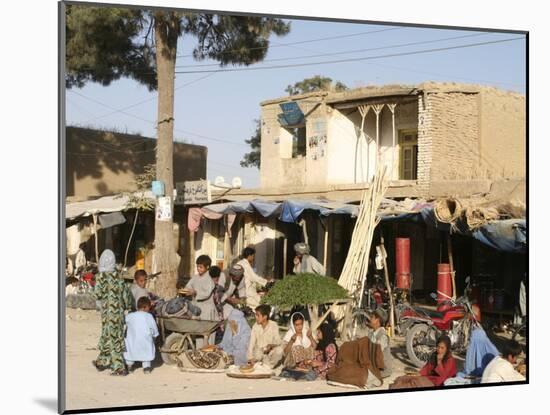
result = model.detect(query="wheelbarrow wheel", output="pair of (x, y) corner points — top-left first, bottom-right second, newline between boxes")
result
(161, 333), (193, 365)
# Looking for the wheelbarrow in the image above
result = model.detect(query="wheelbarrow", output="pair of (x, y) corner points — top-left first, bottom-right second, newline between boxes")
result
(158, 316), (223, 365)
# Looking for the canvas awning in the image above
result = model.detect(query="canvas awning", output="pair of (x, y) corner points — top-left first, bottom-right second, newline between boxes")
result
(201, 200), (282, 217)
(380, 207), (526, 254)
(279, 199), (359, 223)
(66, 191), (155, 220)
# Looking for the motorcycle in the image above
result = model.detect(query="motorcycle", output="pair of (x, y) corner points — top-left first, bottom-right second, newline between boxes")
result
(363, 273), (390, 313)
(400, 276), (481, 368)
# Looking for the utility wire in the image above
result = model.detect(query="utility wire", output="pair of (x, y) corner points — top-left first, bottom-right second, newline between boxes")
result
(67, 89), (250, 148)
(80, 72), (216, 124)
(175, 32), (489, 68)
(281, 37), (526, 88)
(175, 27), (401, 58)
(174, 37), (524, 74)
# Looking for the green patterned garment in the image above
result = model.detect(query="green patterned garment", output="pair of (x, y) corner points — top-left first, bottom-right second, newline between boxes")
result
(93, 271), (134, 372)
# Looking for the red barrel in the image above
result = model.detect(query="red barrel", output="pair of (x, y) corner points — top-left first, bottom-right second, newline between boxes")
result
(395, 238), (411, 289)
(437, 263), (453, 304)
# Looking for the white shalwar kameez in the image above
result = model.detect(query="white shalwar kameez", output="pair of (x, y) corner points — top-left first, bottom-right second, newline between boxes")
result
(236, 259), (268, 309)
(123, 311), (159, 368)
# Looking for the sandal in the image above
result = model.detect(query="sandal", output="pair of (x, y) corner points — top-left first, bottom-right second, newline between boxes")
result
(92, 360), (108, 372)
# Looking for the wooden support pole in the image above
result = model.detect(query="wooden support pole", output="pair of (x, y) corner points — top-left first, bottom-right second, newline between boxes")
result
(283, 237), (288, 277)
(358, 105), (370, 183)
(92, 213), (99, 263)
(380, 237), (396, 337)
(388, 104), (397, 180)
(323, 225), (329, 270)
(447, 234), (456, 300)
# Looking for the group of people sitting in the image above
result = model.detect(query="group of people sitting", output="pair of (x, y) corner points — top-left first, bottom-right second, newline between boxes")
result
(90, 247), (526, 389)
(390, 331), (525, 389)
(210, 305), (339, 381)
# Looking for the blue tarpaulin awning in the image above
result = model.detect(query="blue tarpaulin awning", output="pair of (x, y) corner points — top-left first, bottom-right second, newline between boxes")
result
(202, 200), (281, 217)
(380, 207), (526, 254)
(472, 219), (526, 253)
(279, 199), (359, 223)
(202, 198), (526, 254)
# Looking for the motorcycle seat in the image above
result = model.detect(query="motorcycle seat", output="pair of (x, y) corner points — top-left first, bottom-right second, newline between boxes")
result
(413, 307), (445, 319)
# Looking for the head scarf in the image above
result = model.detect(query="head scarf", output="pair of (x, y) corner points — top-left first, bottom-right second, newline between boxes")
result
(294, 242), (310, 255)
(229, 263), (245, 278)
(219, 308), (251, 366)
(98, 249), (116, 273)
(283, 312), (312, 348)
(316, 322), (337, 358)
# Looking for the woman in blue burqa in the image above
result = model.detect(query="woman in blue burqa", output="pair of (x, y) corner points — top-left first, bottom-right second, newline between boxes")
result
(444, 327), (500, 385)
(217, 308), (251, 366)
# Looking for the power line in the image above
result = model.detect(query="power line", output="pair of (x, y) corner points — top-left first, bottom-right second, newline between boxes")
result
(176, 27), (401, 58)
(174, 37), (525, 74)
(80, 72), (216, 124)
(175, 32), (489, 69)
(67, 89), (250, 148)
(282, 37), (526, 88)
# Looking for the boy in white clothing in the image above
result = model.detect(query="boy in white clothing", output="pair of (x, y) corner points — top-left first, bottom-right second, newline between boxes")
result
(124, 296), (159, 374)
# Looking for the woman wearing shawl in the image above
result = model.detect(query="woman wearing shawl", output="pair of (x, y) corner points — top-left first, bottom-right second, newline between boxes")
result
(311, 323), (338, 379)
(217, 309), (251, 366)
(390, 335), (457, 389)
(444, 327), (500, 385)
(280, 312), (317, 381)
(92, 250), (134, 376)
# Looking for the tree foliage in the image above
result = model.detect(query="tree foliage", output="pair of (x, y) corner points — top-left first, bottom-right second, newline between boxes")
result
(285, 75), (348, 96)
(122, 163), (156, 211)
(261, 273), (349, 309)
(65, 5), (290, 90)
(240, 119), (261, 169)
(66, 4), (291, 297)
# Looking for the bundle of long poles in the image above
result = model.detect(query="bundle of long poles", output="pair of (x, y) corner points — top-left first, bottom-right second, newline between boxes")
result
(336, 164), (388, 329)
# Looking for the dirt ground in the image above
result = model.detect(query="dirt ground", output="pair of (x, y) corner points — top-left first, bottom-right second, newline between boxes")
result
(64, 308), (464, 411)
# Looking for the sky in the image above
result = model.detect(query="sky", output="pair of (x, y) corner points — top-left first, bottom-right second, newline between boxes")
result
(65, 17), (526, 189)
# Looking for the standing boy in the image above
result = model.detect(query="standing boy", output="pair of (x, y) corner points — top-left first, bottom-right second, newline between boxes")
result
(185, 255), (217, 322)
(124, 296), (159, 374)
(237, 247), (271, 309)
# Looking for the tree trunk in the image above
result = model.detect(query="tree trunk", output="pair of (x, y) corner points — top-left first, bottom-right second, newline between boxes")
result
(153, 13), (181, 299)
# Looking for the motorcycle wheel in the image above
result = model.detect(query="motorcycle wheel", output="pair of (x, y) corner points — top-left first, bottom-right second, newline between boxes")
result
(406, 323), (437, 368)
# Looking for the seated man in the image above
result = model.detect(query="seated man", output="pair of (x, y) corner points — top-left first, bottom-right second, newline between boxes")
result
(481, 340), (526, 384)
(366, 308), (393, 380)
(247, 304), (283, 369)
(293, 242), (325, 276)
(221, 263), (246, 313)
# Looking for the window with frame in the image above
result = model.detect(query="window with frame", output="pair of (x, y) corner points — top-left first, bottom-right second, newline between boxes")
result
(289, 126), (306, 158)
(399, 130), (418, 180)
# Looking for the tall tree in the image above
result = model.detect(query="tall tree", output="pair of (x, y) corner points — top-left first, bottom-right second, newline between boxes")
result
(65, 5), (290, 297)
(285, 75), (348, 95)
(241, 76), (347, 169)
(240, 119), (261, 169)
